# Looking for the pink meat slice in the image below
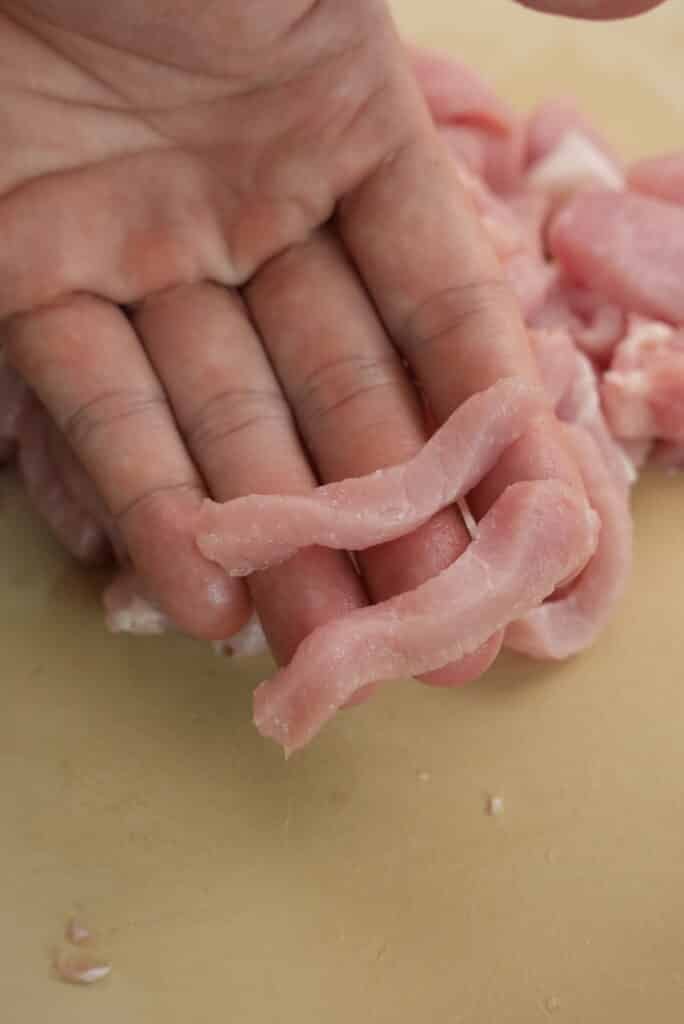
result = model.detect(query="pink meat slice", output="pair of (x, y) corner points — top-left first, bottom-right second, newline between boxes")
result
(254, 480), (598, 754)
(601, 318), (684, 443)
(531, 283), (626, 364)
(628, 153), (684, 205)
(196, 378), (546, 576)
(549, 191), (684, 324)
(505, 425), (632, 659)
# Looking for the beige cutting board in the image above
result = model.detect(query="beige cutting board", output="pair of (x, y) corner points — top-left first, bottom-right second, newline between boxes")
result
(2, 3), (684, 1022)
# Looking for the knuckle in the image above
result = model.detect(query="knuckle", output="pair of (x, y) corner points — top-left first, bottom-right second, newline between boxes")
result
(184, 387), (293, 457)
(295, 353), (401, 427)
(62, 389), (167, 451)
(400, 277), (512, 356)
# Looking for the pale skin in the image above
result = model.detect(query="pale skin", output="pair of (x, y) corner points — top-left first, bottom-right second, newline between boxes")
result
(0, 0), (666, 686)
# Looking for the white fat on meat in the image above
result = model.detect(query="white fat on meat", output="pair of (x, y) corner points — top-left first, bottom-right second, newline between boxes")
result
(253, 480), (598, 753)
(196, 378), (546, 577)
(526, 130), (624, 199)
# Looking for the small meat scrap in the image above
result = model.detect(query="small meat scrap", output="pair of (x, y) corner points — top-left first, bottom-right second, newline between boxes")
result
(54, 950), (111, 985)
(487, 795), (505, 817)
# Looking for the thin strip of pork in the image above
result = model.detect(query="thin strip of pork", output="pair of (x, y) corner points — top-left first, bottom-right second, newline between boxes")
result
(628, 153), (684, 205)
(196, 378), (545, 577)
(505, 426), (632, 660)
(549, 191), (684, 323)
(254, 480), (598, 753)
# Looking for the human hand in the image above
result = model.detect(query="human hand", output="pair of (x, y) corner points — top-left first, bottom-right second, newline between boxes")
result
(0, 0), (580, 685)
(516, 0), (666, 18)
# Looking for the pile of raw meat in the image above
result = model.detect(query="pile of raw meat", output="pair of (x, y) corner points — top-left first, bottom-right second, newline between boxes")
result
(2, 49), (683, 753)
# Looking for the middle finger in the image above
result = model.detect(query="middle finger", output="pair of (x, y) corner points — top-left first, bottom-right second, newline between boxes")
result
(246, 232), (502, 686)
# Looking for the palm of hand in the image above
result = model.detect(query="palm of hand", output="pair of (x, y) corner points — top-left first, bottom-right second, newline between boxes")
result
(0, 0), (582, 692)
(1, 0), (408, 311)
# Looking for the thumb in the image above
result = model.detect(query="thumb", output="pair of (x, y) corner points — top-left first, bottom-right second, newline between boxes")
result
(514, 0), (666, 18)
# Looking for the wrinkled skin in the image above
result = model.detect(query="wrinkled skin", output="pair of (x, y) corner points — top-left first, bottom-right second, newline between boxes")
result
(0, 0), (659, 691)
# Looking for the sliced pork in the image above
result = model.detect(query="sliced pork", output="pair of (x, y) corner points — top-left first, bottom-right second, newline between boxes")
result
(253, 481), (598, 753)
(196, 379), (546, 576)
(549, 191), (684, 323)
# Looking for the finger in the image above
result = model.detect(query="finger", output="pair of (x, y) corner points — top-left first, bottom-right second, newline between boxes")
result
(513, 0), (665, 17)
(246, 231), (501, 686)
(6, 295), (250, 640)
(0, 354), (29, 462)
(339, 86), (583, 519)
(132, 282), (368, 666)
(16, 397), (110, 564)
(43, 412), (126, 563)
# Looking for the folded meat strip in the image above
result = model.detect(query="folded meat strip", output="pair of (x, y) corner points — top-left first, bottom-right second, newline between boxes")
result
(549, 191), (684, 323)
(531, 283), (626, 363)
(196, 378), (546, 576)
(505, 426), (631, 659)
(254, 480), (598, 753)
(628, 153), (684, 205)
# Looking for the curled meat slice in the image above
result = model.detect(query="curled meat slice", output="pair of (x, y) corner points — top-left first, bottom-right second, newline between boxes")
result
(549, 191), (684, 323)
(254, 480), (598, 753)
(505, 425), (632, 659)
(628, 153), (684, 205)
(531, 284), (626, 363)
(196, 378), (546, 576)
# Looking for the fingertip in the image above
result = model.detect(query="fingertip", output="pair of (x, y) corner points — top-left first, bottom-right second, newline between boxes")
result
(417, 631), (503, 688)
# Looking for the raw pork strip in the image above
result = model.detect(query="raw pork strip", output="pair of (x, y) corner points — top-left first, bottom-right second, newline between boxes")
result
(253, 480), (597, 753)
(505, 425), (632, 659)
(196, 378), (546, 576)
(549, 191), (684, 324)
